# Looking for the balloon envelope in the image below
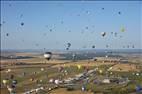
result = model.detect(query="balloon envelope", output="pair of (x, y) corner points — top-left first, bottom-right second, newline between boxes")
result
(44, 52), (52, 60)
(21, 22), (24, 26)
(6, 33), (9, 36)
(92, 45), (95, 48)
(3, 79), (9, 84)
(121, 27), (125, 32)
(77, 65), (81, 69)
(67, 43), (71, 47)
(101, 32), (106, 37)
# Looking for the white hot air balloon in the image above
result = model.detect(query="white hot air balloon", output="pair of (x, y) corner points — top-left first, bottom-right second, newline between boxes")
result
(41, 68), (44, 71)
(6, 69), (11, 73)
(49, 78), (54, 83)
(7, 86), (13, 93)
(54, 79), (59, 85)
(44, 52), (52, 61)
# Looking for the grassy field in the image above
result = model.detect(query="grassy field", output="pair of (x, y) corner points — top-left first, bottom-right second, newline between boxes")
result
(0, 52), (142, 94)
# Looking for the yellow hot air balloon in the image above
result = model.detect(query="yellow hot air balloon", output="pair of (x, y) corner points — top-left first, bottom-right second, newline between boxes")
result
(121, 27), (125, 32)
(99, 70), (103, 74)
(77, 65), (81, 69)
(3, 79), (9, 85)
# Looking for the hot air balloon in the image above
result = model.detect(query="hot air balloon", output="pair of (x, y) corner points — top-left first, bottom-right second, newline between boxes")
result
(67, 43), (71, 47)
(106, 45), (109, 48)
(44, 52), (52, 61)
(108, 67), (112, 71)
(111, 32), (113, 35)
(114, 32), (117, 37)
(132, 45), (135, 48)
(101, 32), (106, 37)
(66, 43), (71, 50)
(77, 65), (81, 69)
(41, 68), (44, 71)
(7, 86), (13, 93)
(54, 79), (59, 85)
(6, 33), (9, 36)
(85, 26), (88, 30)
(7, 69), (11, 73)
(49, 78), (54, 83)
(92, 45), (95, 48)
(72, 53), (76, 61)
(40, 79), (43, 83)
(66, 47), (69, 50)
(11, 84), (16, 89)
(99, 70), (103, 74)
(21, 22), (24, 26)
(49, 29), (52, 32)
(136, 85), (142, 92)
(86, 11), (90, 14)
(12, 80), (17, 85)
(30, 78), (34, 81)
(118, 11), (121, 15)
(3, 79), (9, 85)
(20, 14), (23, 18)
(68, 30), (71, 32)
(81, 85), (86, 91)
(121, 27), (125, 32)
(136, 73), (140, 76)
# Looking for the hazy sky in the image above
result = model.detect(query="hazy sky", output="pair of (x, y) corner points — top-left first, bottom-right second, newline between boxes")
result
(1, 1), (142, 50)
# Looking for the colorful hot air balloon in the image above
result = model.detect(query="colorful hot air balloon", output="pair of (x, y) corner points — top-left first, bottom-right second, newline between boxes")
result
(12, 80), (17, 85)
(136, 85), (142, 92)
